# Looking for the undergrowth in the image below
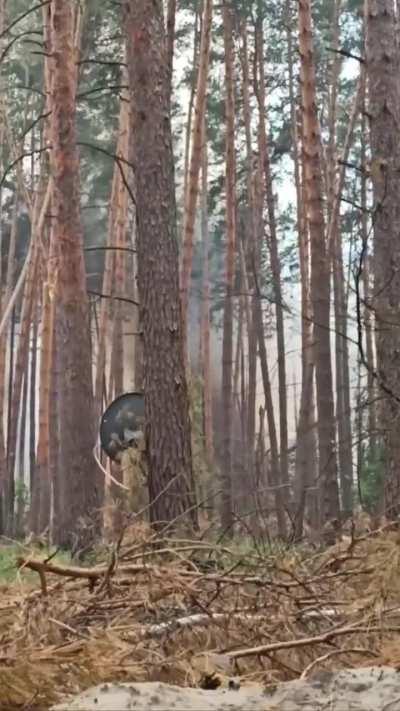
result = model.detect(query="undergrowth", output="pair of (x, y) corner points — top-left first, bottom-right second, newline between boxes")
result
(0, 542), (73, 585)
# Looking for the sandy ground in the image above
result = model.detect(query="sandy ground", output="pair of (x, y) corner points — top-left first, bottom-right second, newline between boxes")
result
(52, 666), (400, 710)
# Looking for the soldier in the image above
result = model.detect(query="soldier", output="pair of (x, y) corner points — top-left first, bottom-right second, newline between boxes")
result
(118, 430), (149, 516)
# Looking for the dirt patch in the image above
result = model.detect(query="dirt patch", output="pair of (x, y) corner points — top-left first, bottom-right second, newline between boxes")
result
(52, 668), (400, 710)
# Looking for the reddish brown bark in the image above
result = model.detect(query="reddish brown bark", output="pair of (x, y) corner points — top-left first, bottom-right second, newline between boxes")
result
(34, 280), (55, 534)
(49, 0), (101, 547)
(200, 123), (214, 466)
(180, 0), (213, 343)
(125, 0), (197, 530)
(94, 94), (130, 420)
(298, 0), (340, 528)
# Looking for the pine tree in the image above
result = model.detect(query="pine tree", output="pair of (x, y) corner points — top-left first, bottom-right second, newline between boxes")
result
(125, 0), (198, 530)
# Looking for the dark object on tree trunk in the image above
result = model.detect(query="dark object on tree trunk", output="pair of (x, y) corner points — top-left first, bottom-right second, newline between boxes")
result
(100, 392), (145, 461)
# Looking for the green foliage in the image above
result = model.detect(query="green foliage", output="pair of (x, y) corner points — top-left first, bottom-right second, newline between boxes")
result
(0, 544), (72, 584)
(14, 480), (29, 507)
(189, 376), (216, 514)
(359, 443), (385, 514)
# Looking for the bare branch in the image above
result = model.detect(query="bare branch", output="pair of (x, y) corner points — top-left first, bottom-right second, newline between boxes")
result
(88, 291), (139, 307)
(0, 1), (50, 40)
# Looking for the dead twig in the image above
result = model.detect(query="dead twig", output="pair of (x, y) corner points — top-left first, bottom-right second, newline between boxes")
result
(300, 647), (378, 679)
(225, 624), (400, 660)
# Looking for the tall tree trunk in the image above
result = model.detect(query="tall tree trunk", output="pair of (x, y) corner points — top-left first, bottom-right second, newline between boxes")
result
(360, 80), (377, 457)
(109, 146), (130, 400)
(125, 0), (198, 530)
(298, 0), (340, 529)
(6, 252), (38, 535)
(0, 194), (19, 532)
(94, 93), (130, 420)
(253, 275), (287, 538)
(50, 0), (101, 547)
(182, 9), (201, 228)
(255, 17), (289, 496)
(286, 0), (318, 535)
(33, 281), (55, 534)
(326, 0), (353, 518)
(180, 0), (213, 345)
(239, 20), (257, 493)
(16, 370), (28, 537)
(365, 0), (400, 517)
(200, 122), (214, 467)
(29, 302), (38, 495)
(294, 164), (318, 536)
(220, 0), (236, 534)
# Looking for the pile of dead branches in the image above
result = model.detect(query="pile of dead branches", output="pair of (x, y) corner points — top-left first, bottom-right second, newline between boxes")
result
(1, 523), (400, 708)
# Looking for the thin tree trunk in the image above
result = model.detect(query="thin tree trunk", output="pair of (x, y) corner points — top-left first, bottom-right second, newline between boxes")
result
(220, 0), (236, 535)
(182, 9), (200, 227)
(360, 82), (377, 454)
(94, 93), (130, 420)
(6, 251), (38, 535)
(326, 0), (354, 517)
(0, 194), (19, 532)
(255, 17), (289, 495)
(16, 370), (28, 536)
(298, 0), (340, 530)
(239, 20), (257, 491)
(287, 19), (319, 534)
(33, 281), (55, 534)
(29, 302), (38, 495)
(110, 158), (130, 399)
(200, 122), (214, 466)
(180, 0), (213, 342)
(253, 275), (287, 539)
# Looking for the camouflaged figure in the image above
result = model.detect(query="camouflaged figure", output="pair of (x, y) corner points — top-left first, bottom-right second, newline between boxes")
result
(110, 429), (149, 515)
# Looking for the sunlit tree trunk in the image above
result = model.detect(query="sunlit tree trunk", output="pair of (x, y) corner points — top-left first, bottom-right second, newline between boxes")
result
(33, 280), (55, 534)
(50, 0), (101, 547)
(94, 90), (130, 420)
(180, 0), (213, 348)
(286, 0), (318, 535)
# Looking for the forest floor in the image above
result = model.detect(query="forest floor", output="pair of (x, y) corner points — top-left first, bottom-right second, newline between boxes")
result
(2, 522), (400, 709)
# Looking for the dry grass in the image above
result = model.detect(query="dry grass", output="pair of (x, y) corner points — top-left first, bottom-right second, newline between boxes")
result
(2, 522), (400, 709)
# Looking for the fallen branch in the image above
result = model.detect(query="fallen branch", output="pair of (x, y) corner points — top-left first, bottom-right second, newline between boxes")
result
(16, 556), (109, 582)
(300, 647), (378, 679)
(225, 624), (400, 660)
